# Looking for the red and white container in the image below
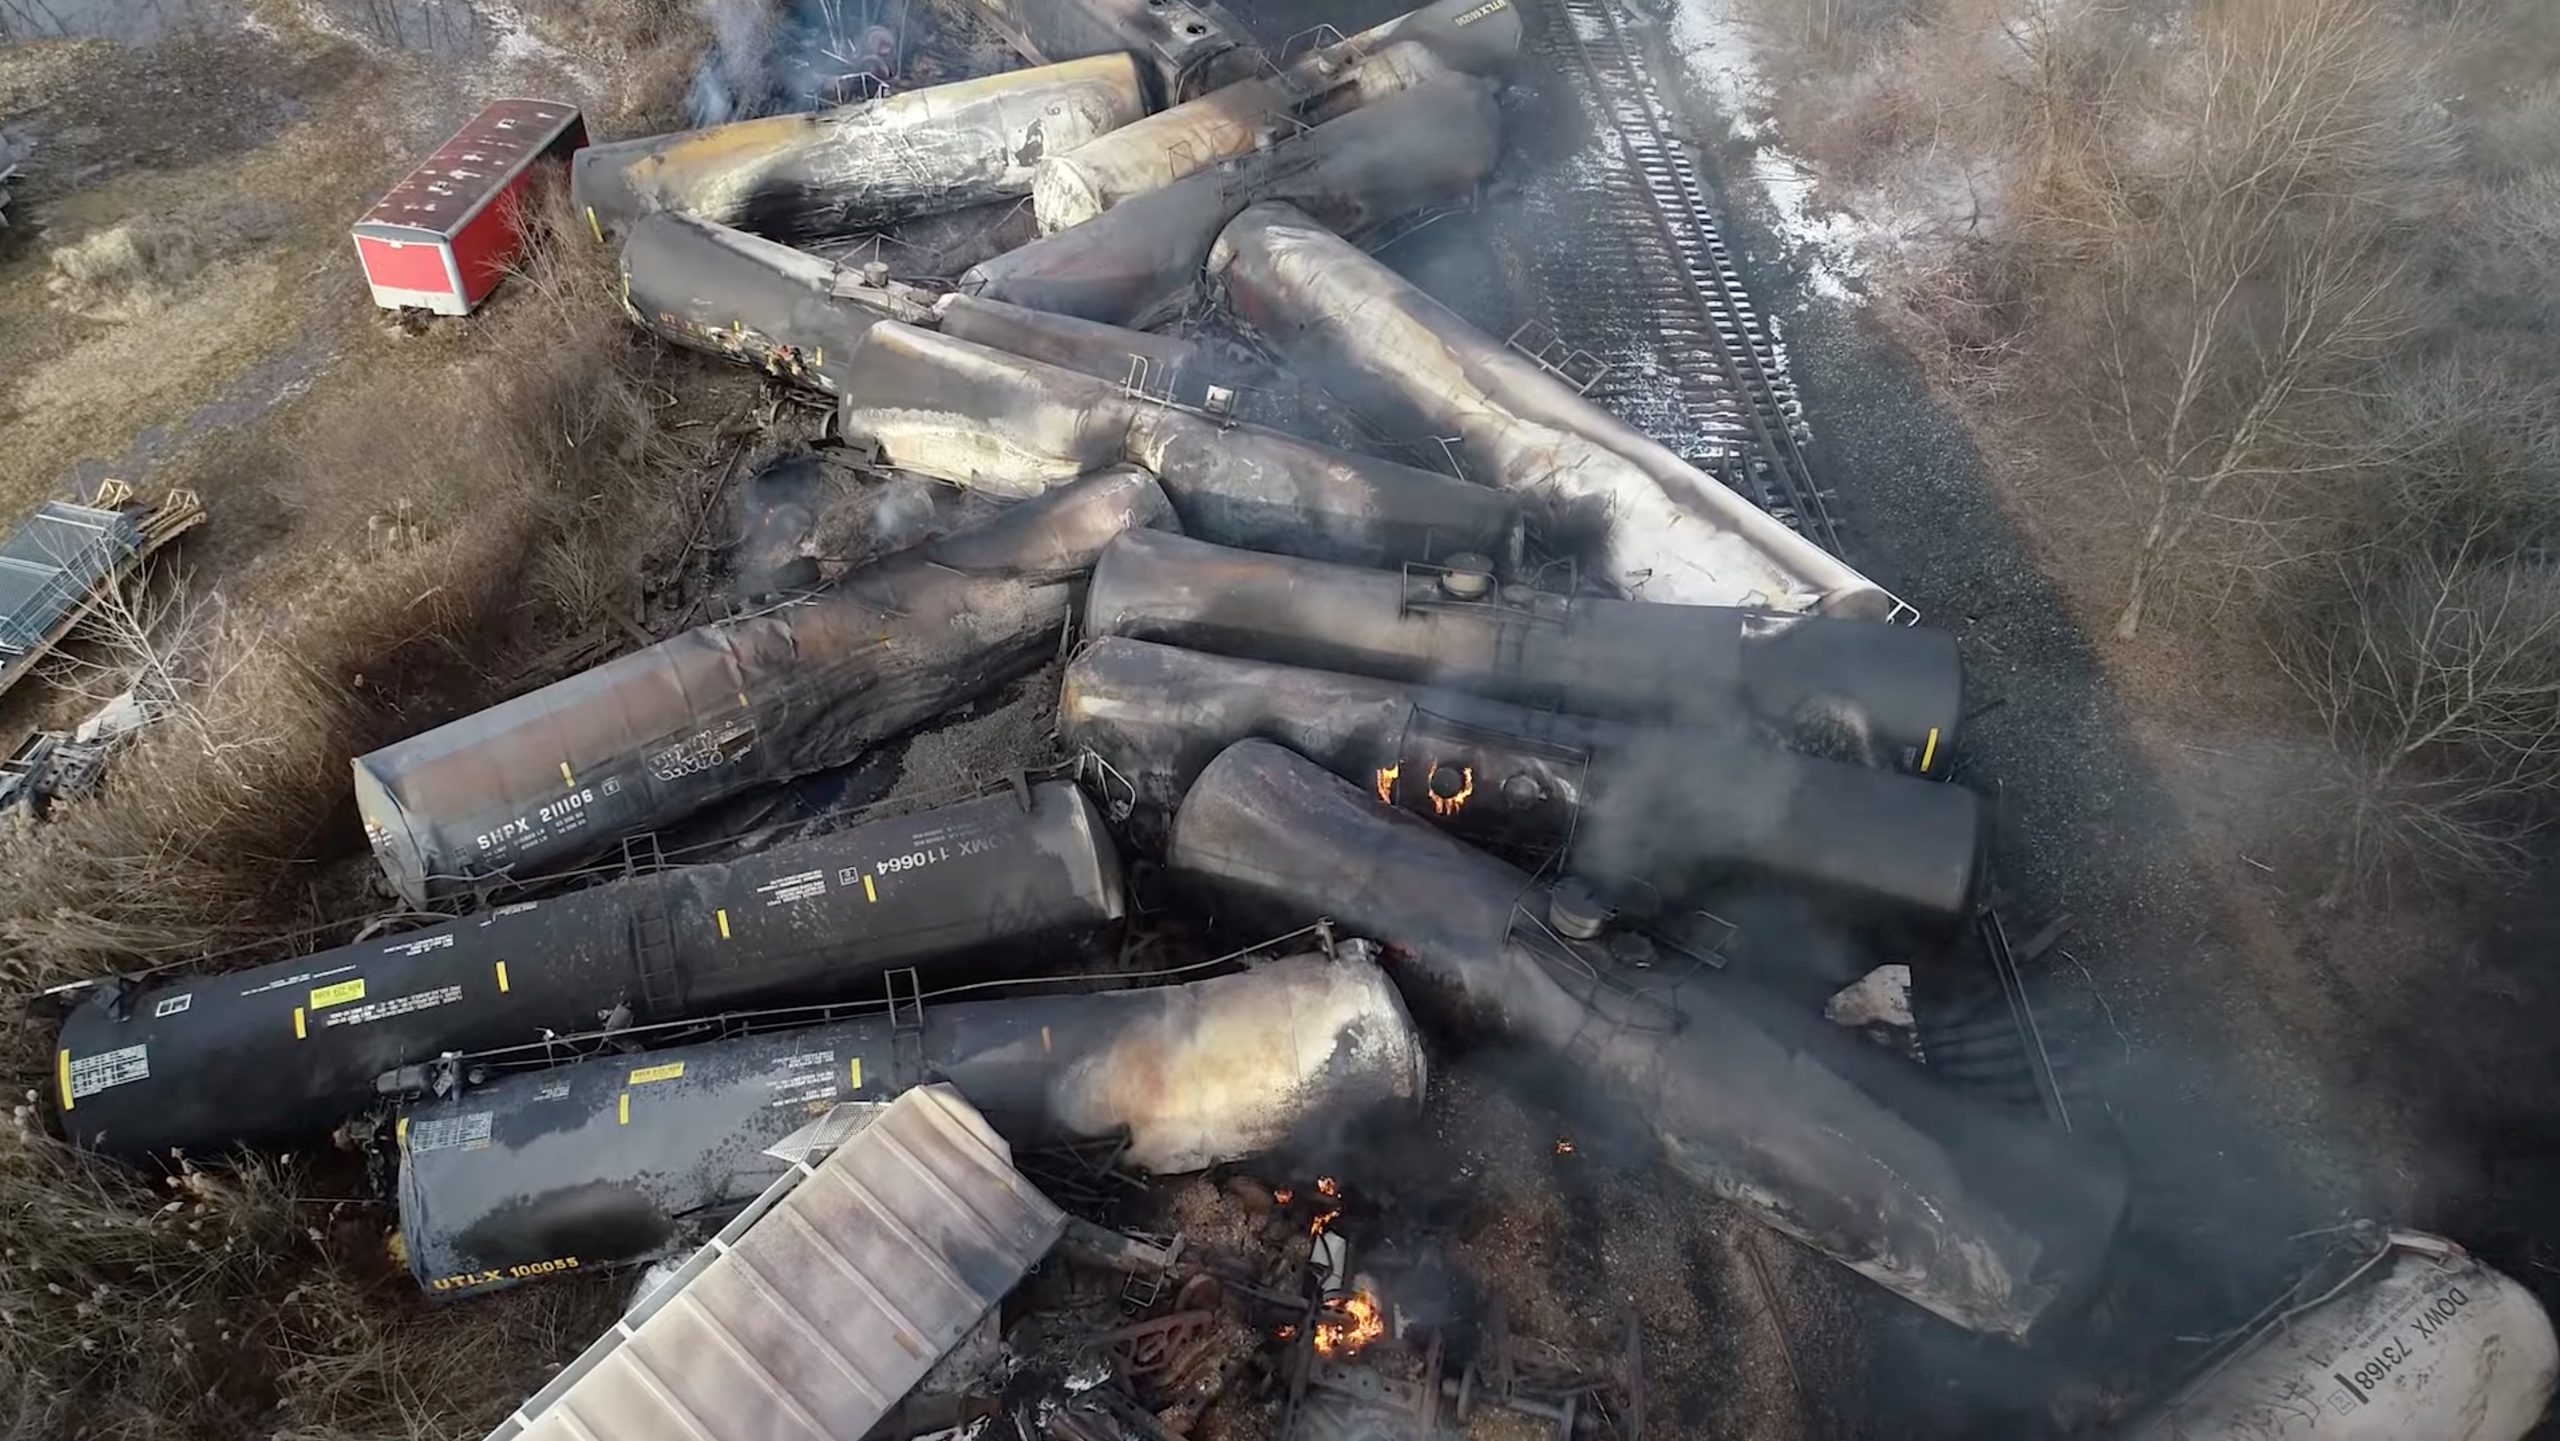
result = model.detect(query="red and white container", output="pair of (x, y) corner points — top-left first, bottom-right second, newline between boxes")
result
(352, 99), (588, 317)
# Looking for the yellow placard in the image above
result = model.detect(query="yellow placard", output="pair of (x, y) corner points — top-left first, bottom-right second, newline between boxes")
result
(310, 979), (367, 1010)
(628, 1062), (686, 1086)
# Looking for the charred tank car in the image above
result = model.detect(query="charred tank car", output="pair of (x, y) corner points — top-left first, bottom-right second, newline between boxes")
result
(396, 948), (1425, 1298)
(353, 468), (1172, 906)
(2129, 1229), (2556, 1441)
(835, 321), (1524, 569)
(958, 81), (1502, 328)
(1084, 529), (1963, 775)
(1027, 0), (1524, 232)
(56, 782), (1124, 1160)
(1168, 740), (2124, 1340)
(570, 56), (1148, 244)
(964, 0), (1263, 104)
(1061, 637), (1982, 932)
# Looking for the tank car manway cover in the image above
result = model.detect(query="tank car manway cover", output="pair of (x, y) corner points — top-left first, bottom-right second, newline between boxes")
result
(484, 1085), (1066, 1441)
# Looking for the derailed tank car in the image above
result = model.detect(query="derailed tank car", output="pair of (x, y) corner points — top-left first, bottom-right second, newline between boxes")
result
(57, 783), (1121, 1167)
(1168, 740), (2125, 1339)
(837, 322), (1524, 568)
(1061, 638), (1982, 930)
(2128, 1230), (2556, 1441)
(1028, 0), (1524, 232)
(570, 55), (1148, 244)
(355, 468), (1173, 906)
(966, 0), (1263, 103)
(1210, 201), (1892, 616)
(1084, 530), (1963, 774)
(55, 782), (1122, 1160)
(616, 213), (934, 395)
(960, 80), (1502, 328)
(396, 948), (1426, 1298)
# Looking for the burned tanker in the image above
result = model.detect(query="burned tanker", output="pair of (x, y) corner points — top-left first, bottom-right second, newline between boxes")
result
(1084, 529), (1962, 775)
(1029, 0), (1524, 233)
(396, 947), (1426, 1298)
(1061, 638), (1981, 929)
(1210, 202), (1892, 617)
(837, 321), (1522, 570)
(354, 468), (1173, 907)
(2129, 1230), (2556, 1441)
(617, 213), (934, 395)
(1168, 741), (2124, 1338)
(966, 0), (1262, 104)
(571, 55), (1148, 244)
(934, 293), (1268, 417)
(56, 783), (1122, 1160)
(960, 80), (1502, 328)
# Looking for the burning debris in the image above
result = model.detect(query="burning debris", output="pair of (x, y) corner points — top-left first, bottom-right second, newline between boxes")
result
(38, 4), (2559, 1439)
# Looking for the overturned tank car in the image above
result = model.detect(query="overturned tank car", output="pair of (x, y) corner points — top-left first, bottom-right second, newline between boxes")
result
(354, 468), (1174, 907)
(967, 0), (1263, 104)
(1168, 740), (2125, 1339)
(571, 55), (1148, 244)
(961, 80), (1502, 328)
(1030, 0), (1524, 232)
(837, 321), (1522, 568)
(1084, 529), (1962, 774)
(56, 783), (1123, 1160)
(2129, 1229), (2556, 1441)
(616, 213), (934, 395)
(1211, 202), (1892, 616)
(396, 947), (1426, 1298)
(1061, 638), (1981, 930)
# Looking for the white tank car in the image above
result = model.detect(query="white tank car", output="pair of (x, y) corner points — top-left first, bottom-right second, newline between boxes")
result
(2130, 1230), (2556, 1441)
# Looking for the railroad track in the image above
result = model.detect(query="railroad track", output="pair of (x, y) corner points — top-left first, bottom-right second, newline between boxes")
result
(1525, 0), (1842, 556)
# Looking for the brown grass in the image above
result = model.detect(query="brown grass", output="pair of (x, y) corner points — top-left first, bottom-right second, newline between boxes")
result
(0, 180), (696, 1435)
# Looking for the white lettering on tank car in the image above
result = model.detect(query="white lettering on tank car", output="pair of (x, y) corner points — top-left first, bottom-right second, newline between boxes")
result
(406, 1111), (495, 1153)
(153, 994), (192, 1019)
(381, 932), (456, 959)
(320, 984), (464, 1028)
(757, 870), (827, 907)
(68, 1045), (150, 1100)
(239, 964), (359, 997)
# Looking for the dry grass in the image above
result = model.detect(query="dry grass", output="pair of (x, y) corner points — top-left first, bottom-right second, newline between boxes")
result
(0, 180), (696, 1435)
(43, 203), (289, 323)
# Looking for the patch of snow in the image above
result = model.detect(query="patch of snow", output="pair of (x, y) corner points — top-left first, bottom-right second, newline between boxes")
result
(1666, 0), (1876, 305)
(475, 0), (604, 96)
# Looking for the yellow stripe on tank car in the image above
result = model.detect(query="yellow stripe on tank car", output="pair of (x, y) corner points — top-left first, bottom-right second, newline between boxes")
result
(1920, 727), (1941, 774)
(618, 1092), (630, 1125)
(293, 1007), (307, 1040)
(495, 960), (510, 993)
(716, 908), (730, 939)
(56, 1050), (71, 1111)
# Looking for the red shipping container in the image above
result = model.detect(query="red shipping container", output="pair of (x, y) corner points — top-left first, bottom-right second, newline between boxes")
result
(352, 99), (588, 317)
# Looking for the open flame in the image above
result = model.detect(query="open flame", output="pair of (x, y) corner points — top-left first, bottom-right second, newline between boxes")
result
(1427, 761), (1475, 817)
(1373, 763), (1400, 805)
(1308, 1176), (1342, 1237)
(1315, 1176), (1340, 1198)
(1314, 1290), (1386, 1356)
(1554, 1137), (1576, 1155)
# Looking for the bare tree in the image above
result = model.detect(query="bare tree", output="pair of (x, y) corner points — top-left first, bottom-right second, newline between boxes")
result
(2063, 0), (2455, 638)
(46, 571), (278, 777)
(2275, 524), (2560, 903)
